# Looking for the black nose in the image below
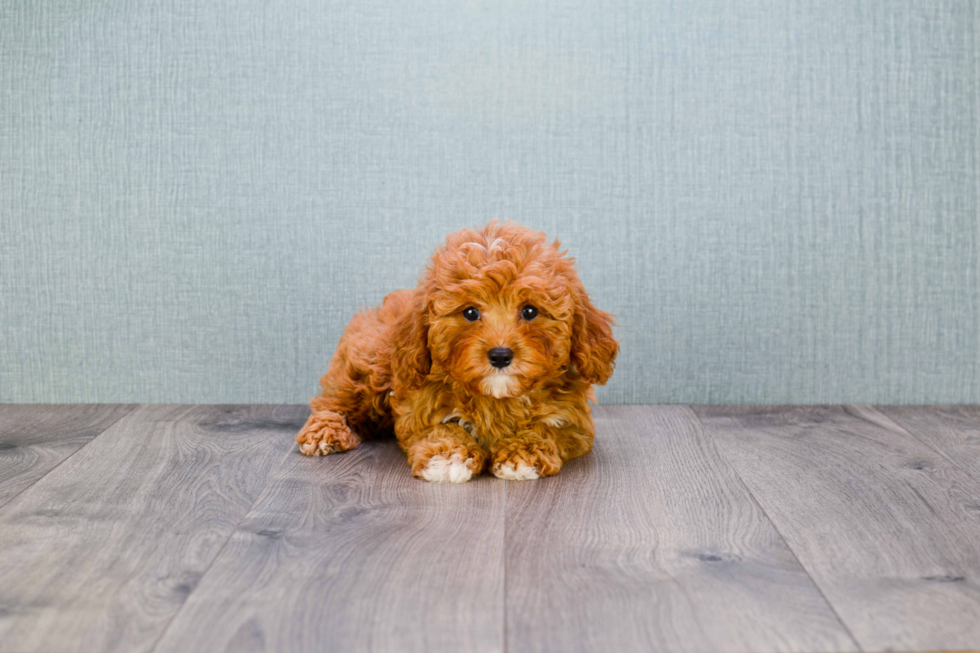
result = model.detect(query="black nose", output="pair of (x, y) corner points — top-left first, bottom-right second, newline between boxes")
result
(488, 347), (513, 369)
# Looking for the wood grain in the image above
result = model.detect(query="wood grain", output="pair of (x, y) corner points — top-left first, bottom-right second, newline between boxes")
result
(875, 405), (980, 480)
(0, 404), (306, 653)
(0, 404), (135, 508)
(694, 405), (980, 652)
(153, 438), (505, 653)
(3, 404), (979, 653)
(504, 405), (856, 653)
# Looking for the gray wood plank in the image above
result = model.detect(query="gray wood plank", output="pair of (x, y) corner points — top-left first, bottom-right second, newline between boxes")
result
(694, 405), (980, 652)
(0, 404), (135, 507)
(0, 404), (306, 653)
(875, 405), (980, 480)
(153, 438), (505, 653)
(505, 405), (857, 653)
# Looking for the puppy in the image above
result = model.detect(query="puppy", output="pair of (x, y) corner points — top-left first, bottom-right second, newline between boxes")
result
(295, 221), (618, 483)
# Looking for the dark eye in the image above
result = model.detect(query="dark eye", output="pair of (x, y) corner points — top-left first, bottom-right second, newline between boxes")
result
(462, 307), (480, 322)
(521, 305), (539, 320)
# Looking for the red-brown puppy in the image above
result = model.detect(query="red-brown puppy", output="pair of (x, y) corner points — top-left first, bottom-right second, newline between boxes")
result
(295, 221), (618, 483)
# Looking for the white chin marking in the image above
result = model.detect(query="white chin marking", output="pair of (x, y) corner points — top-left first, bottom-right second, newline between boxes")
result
(481, 373), (519, 399)
(421, 453), (474, 484)
(493, 461), (540, 481)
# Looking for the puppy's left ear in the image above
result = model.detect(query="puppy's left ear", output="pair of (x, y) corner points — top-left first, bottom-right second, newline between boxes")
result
(569, 279), (619, 385)
(390, 290), (431, 391)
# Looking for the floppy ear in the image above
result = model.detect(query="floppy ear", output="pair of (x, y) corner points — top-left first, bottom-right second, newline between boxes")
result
(390, 291), (431, 391)
(569, 280), (619, 385)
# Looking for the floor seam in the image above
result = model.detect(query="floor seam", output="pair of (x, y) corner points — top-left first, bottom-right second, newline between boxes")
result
(502, 477), (508, 653)
(684, 405), (865, 653)
(146, 426), (299, 653)
(856, 405), (980, 481)
(0, 404), (139, 512)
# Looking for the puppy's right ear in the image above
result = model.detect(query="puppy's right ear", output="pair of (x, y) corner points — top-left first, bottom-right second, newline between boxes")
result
(390, 291), (431, 391)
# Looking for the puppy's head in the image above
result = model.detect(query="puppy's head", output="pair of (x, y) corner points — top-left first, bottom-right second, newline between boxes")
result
(392, 221), (617, 398)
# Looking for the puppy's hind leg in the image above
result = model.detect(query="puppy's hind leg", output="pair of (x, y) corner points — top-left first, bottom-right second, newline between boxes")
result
(298, 304), (396, 456)
(296, 397), (362, 456)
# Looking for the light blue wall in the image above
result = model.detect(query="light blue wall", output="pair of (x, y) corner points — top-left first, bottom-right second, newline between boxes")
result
(2, 0), (978, 404)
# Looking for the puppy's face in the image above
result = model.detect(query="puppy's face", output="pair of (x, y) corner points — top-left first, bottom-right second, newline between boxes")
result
(428, 279), (573, 399)
(417, 222), (616, 398)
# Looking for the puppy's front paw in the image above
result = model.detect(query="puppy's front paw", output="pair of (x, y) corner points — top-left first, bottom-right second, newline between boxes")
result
(409, 437), (485, 484)
(492, 459), (541, 481)
(420, 452), (480, 484)
(296, 410), (360, 456)
(491, 438), (562, 481)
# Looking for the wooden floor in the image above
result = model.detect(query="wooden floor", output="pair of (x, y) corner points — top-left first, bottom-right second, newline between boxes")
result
(0, 405), (978, 653)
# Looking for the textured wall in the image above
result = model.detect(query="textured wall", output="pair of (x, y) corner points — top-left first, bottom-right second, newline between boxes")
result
(2, 0), (978, 404)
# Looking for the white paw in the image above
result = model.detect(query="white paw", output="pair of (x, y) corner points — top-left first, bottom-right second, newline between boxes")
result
(421, 453), (475, 484)
(298, 439), (338, 456)
(492, 461), (540, 481)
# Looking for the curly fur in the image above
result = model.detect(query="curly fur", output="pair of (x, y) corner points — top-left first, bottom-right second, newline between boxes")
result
(295, 221), (618, 483)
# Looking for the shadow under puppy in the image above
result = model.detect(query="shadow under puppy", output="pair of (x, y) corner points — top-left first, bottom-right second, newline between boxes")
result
(296, 220), (618, 483)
